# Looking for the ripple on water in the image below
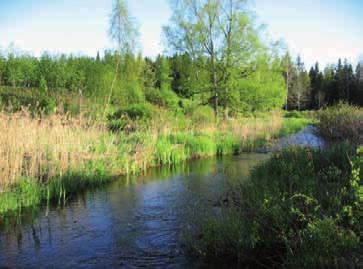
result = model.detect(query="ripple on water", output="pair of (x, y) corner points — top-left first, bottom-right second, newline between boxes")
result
(0, 154), (267, 268)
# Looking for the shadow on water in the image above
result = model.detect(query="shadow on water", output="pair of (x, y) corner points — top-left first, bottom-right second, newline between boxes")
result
(0, 153), (268, 268)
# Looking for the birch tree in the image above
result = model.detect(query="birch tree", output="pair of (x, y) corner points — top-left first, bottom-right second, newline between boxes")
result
(105, 0), (139, 114)
(164, 0), (266, 117)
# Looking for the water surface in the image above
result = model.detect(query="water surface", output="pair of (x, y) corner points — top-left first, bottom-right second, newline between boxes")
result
(0, 154), (268, 268)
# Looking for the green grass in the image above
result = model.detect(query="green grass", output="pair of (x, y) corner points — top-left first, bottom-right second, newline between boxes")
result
(279, 117), (315, 137)
(0, 161), (116, 217)
(0, 91), (315, 217)
(190, 144), (361, 268)
(0, 123), (286, 216)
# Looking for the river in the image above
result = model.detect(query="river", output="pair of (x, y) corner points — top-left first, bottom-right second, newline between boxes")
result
(0, 154), (269, 268)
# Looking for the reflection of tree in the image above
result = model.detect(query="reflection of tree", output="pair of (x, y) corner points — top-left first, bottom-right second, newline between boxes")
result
(222, 154), (269, 185)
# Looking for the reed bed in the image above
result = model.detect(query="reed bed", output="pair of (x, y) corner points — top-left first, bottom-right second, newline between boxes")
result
(0, 110), (117, 191)
(0, 108), (303, 214)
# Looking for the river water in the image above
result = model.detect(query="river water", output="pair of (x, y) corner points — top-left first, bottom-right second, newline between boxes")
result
(0, 154), (269, 268)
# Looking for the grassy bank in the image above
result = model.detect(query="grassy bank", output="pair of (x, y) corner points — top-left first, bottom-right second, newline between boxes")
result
(190, 104), (362, 268)
(190, 144), (361, 268)
(0, 107), (311, 216)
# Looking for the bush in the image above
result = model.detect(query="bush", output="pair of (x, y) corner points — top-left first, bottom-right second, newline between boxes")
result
(317, 103), (361, 143)
(107, 103), (154, 132)
(39, 77), (48, 95)
(38, 96), (56, 114)
(145, 87), (180, 110)
(0, 90), (36, 111)
(284, 110), (315, 119)
(188, 105), (215, 125)
(284, 110), (304, 118)
(191, 144), (360, 268)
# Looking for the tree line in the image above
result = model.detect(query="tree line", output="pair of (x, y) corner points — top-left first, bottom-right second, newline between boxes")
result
(0, 0), (361, 116)
(283, 53), (362, 110)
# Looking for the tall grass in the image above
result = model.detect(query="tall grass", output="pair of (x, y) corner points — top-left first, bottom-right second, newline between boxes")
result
(0, 110), (119, 189)
(0, 108), (292, 215)
(317, 103), (362, 144)
(190, 144), (361, 268)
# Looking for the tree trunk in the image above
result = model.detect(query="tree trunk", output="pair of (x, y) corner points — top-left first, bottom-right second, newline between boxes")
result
(210, 45), (218, 119)
(285, 70), (289, 110)
(298, 92), (301, 111)
(103, 54), (121, 118)
(213, 70), (218, 119)
(224, 106), (229, 120)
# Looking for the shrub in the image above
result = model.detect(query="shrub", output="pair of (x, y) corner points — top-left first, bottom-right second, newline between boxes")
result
(188, 105), (215, 125)
(284, 110), (315, 119)
(38, 96), (56, 114)
(107, 103), (154, 132)
(317, 103), (361, 143)
(284, 110), (303, 118)
(0, 91), (36, 112)
(145, 88), (180, 110)
(111, 80), (145, 106)
(192, 144), (360, 268)
(288, 218), (358, 268)
(39, 77), (48, 95)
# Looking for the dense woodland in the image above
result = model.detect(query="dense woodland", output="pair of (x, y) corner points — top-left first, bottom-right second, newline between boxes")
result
(0, 0), (362, 117)
(0, 50), (361, 114)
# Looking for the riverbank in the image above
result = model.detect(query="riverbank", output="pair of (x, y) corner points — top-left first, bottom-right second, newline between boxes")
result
(189, 104), (362, 268)
(190, 144), (361, 268)
(0, 110), (312, 216)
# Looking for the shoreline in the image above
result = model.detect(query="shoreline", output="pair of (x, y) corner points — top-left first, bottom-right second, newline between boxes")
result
(0, 116), (311, 217)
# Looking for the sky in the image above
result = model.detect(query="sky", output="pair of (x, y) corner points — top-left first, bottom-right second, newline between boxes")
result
(0, 0), (362, 68)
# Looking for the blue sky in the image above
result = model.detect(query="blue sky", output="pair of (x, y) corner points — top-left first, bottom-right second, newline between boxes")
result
(0, 0), (362, 68)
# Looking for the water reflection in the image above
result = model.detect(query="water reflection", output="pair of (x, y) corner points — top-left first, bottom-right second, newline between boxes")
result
(0, 154), (268, 268)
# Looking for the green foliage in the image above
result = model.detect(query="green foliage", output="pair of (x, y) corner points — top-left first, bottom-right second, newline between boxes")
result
(289, 218), (358, 268)
(38, 96), (56, 114)
(279, 117), (313, 136)
(175, 133), (216, 158)
(0, 165), (115, 216)
(238, 56), (286, 113)
(39, 77), (48, 95)
(165, 0), (287, 115)
(192, 144), (360, 267)
(216, 133), (240, 155)
(119, 103), (153, 120)
(284, 110), (312, 118)
(145, 87), (180, 110)
(107, 103), (154, 131)
(185, 105), (215, 125)
(317, 103), (361, 143)
(153, 136), (188, 165)
(170, 53), (200, 98)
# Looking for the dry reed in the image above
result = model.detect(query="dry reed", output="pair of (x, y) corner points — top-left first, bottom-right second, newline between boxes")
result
(0, 108), (284, 192)
(0, 110), (115, 190)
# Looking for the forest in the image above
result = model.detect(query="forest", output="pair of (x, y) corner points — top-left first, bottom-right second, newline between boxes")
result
(0, 48), (362, 116)
(0, 1), (361, 115)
